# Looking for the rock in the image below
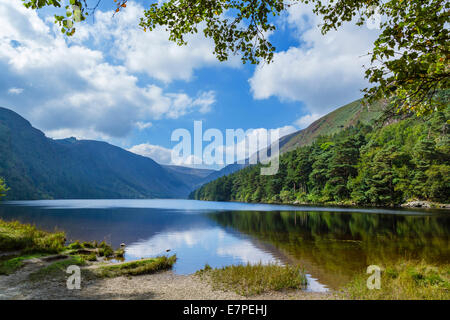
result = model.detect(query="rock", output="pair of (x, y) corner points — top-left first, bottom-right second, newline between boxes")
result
(401, 201), (431, 208)
(401, 200), (450, 209)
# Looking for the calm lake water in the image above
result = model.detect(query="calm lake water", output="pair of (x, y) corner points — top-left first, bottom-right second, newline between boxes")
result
(0, 199), (449, 291)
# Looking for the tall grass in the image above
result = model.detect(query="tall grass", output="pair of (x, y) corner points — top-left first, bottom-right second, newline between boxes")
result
(198, 263), (307, 296)
(343, 260), (450, 300)
(0, 219), (65, 253)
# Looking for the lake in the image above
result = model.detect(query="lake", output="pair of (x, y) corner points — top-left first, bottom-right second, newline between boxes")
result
(0, 199), (449, 292)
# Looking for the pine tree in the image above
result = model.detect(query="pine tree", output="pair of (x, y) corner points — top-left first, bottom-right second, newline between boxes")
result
(366, 146), (402, 205)
(326, 135), (363, 200)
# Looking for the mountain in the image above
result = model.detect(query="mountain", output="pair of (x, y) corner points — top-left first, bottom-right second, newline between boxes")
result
(200, 98), (386, 183)
(162, 165), (216, 190)
(0, 107), (192, 200)
(0, 98), (385, 200)
(191, 105), (450, 205)
(201, 163), (247, 185)
(280, 98), (386, 153)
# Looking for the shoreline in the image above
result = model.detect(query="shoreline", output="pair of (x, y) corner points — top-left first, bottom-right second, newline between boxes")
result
(3, 197), (449, 210)
(207, 198), (450, 210)
(1, 213), (448, 300)
(0, 254), (338, 300)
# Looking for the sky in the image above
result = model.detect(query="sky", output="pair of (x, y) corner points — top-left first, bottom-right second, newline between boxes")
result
(0, 0), (380, 168)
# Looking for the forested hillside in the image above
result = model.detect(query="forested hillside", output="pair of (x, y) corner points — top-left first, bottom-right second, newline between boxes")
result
(199, 98), (386, 183)
(280, 99), (386, 153)
(191, 106), (449, 206)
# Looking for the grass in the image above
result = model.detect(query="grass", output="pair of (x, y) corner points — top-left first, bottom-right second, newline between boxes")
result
(28, 255), (86, 281)
(0, 219), (65, 253)
(197, 263), (308, 296)
(0, 253), (48, 275)
(97, 255), (177, 277)
(65, 240), (115, 258)
(343, 260), (450, 300)
(0, 218), (126, 278)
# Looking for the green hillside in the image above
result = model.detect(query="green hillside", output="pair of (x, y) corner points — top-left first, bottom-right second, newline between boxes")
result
(191, 105), (449, 206)
(198, 98), (386, 183)
(0, 107), (192, 200)
(281, 99), (386, 153)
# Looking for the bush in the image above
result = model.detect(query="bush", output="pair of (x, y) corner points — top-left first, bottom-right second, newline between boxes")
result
(98, 241), (114, 257)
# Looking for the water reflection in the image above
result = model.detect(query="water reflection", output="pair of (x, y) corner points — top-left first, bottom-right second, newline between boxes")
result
(125, 228), (281, 274)
(209, 210), (450, 288)
(0, 201), (284, 275)
(0, 200), (448, 290)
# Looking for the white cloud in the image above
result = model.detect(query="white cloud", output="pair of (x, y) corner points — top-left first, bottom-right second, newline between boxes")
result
(128, 142), (205, 167)
(192, 91), (216, 114)
(294, 113), (323, 129)
(0, 0), (217, 140)
(128, 143), (172, 164)
(7, 87), (23, 94)
(135, 121), (152, 130)
(73, 2), (240, 83)
(249, 4), (380, 115)
(129, 125), (297, 167)
(218, 125), (297, 163)
(217, 241), (280, 265)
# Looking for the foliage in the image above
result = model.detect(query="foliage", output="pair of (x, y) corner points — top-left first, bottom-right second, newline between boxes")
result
(343, 261), (450, 300)
(197, 262), (307, 296)
(23, 0), (450, 115)
(192, 105), (450, 206)
(313, 0), (449, 116)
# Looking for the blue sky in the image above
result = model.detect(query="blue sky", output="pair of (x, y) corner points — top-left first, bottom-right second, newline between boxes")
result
(0, 0), (380, 167)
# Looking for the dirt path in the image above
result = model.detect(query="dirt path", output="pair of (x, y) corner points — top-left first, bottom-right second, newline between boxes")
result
(0, 256), (338, 300)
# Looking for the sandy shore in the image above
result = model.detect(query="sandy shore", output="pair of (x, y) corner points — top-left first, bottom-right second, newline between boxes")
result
(0, 255), (338, 300)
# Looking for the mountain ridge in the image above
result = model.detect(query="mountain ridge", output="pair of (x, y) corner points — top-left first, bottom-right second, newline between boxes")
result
(203, 98), (386, 182)
(0, 106), (193, 200)
(0, 98), (385, 200)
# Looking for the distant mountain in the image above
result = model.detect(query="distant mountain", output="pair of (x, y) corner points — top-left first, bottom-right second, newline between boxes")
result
(162, 165), (216, 190)
(201, 163), (247, 185)
(0, 107), (192, 200)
